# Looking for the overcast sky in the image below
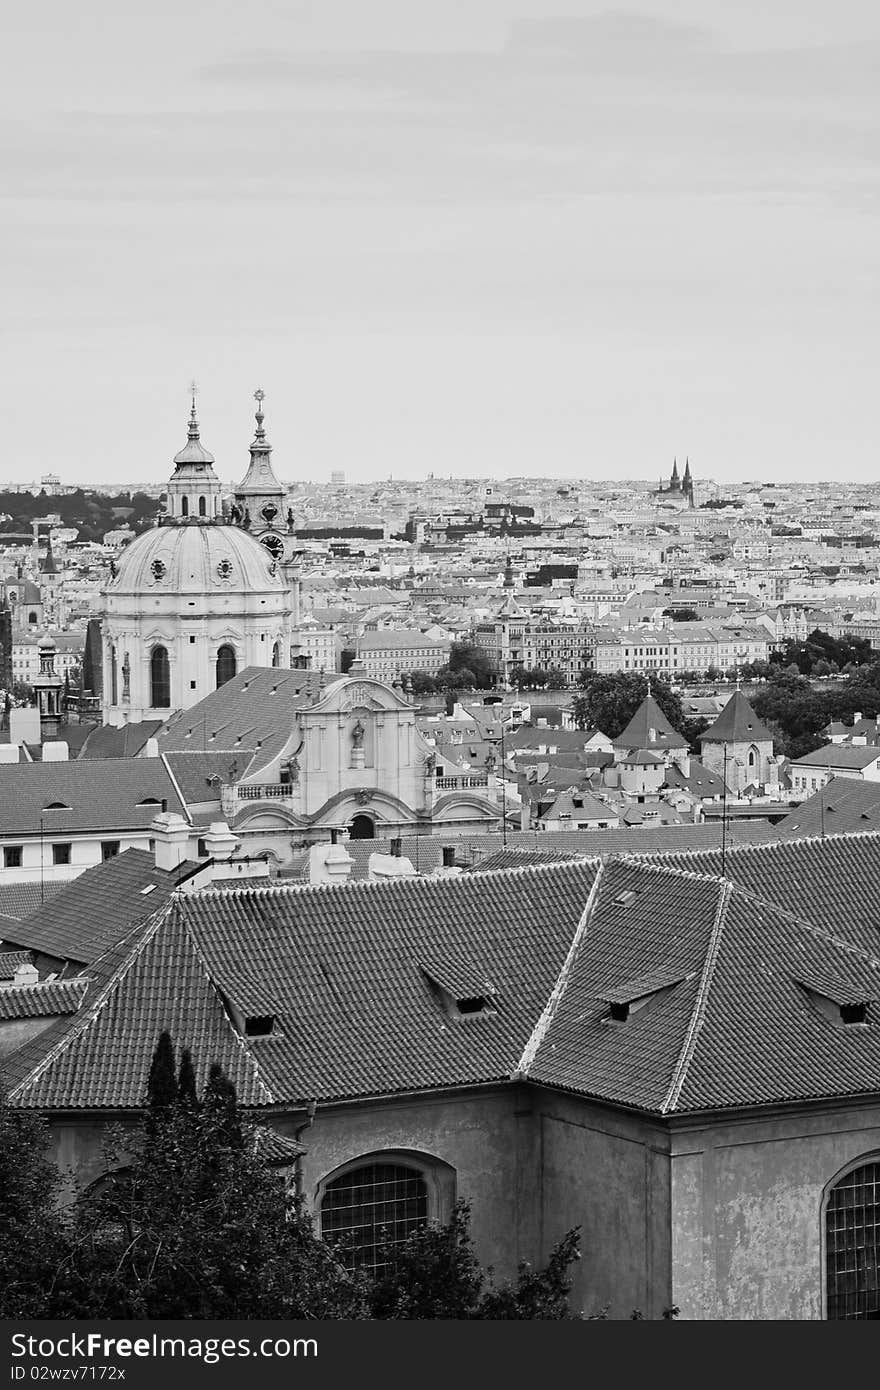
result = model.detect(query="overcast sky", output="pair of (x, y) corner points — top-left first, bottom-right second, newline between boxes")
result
(2, 1), (879, 486)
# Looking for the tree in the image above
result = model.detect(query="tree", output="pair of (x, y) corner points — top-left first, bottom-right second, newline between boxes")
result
(545, 668), (568, 690)
(446, 641), (495, 689)
(409, 670), (439, 695)
(0, 1087), (69, 1317)
(340, 647), (356, 674)
(571, 673), (685, 739)
(66, 1038), (365, 1319)
(369, 1200), (581, 1319)
(662, 607), (699, 623)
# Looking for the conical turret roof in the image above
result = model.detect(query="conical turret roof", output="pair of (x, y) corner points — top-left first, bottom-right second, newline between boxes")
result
(236, 389), (285, 499)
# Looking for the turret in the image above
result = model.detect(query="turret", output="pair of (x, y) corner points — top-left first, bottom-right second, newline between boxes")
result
(165, 385), (223, 522)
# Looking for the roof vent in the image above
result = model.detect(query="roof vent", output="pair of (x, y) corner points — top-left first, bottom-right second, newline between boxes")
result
(43, 801), (71, 811)
(420, 963), (497, 1021)
(614, 889), (640, 906)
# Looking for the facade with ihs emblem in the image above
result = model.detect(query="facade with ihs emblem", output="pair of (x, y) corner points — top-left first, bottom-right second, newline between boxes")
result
(101, 391), (297, 726)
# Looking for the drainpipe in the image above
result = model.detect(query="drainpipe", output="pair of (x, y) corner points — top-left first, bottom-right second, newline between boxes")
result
(293, 1099), (317, 1200)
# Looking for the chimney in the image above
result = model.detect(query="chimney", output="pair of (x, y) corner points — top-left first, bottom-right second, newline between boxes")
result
(144, 737), (159, 758)
(13, 961), (39, 987)
(309, 837), (354, 884)
(43, 741), (69, 762)
(150, 811), (192, 871)
(200, 821), (239, 862)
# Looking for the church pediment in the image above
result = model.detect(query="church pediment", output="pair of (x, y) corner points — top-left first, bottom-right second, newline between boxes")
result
(309, 676), (412, 715)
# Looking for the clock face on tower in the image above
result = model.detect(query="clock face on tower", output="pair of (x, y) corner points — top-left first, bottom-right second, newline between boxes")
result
(261, 534), (284, 561)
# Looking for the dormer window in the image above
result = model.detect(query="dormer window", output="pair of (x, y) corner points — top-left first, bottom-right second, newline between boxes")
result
(840, 1002), (868, 1026)
(420, 963), (497, 1021)
(244, 1014), (276, 1037)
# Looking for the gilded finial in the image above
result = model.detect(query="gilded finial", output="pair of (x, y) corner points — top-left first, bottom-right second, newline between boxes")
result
(253, 387), (266, 441)
(188, 380), (200, 438)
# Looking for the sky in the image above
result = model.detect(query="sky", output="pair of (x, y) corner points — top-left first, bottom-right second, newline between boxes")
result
(2, 1), (879, 487)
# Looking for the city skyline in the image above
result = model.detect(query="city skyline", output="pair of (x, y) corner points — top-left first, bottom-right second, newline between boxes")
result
(2, 0), (880, 485)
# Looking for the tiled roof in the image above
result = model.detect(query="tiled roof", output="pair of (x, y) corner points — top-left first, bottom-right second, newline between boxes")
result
(78, 721), (164, 760)
(613, 696), (688, 752)
(0, 949), (33, 979)
(790, 745), (880, 769)
(467, 848), (593, 874)
(8, 908), (274, 1110)
(182, 864), (599, 1106)
(12, 834), (880, 1118)
(701, 692), (773, 745)
(163, 752), (249, 805)
(0, 759), (186, 835)
(0, 979), (87, 1020)
(774, 778), (880, 837)
(3, 849), (199, 966)
(0, 881), (65, 921)
(158, 667), (321, 777)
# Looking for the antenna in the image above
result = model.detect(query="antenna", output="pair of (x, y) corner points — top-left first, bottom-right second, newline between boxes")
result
(500, 711), (508, 849)
(720, 743), (729, 877)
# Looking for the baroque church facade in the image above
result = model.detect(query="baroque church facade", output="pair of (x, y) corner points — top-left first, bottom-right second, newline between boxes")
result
(101, 395), (298, 727)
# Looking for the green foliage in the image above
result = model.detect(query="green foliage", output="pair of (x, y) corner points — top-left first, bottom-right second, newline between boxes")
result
(340, 647), (356, 674)
(0, 1088), (70, 1317)
(369, 1200), (581, 1320)
(0, 488), (160, 543)
(571, 672), (685, 739)
(773, 629), (872, 676)
(2, 1038), (582, 1321)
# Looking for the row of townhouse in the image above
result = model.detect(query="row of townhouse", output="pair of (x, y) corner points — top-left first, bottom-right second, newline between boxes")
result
(357, 630), (451, 681)
(592, 622), (770, 677)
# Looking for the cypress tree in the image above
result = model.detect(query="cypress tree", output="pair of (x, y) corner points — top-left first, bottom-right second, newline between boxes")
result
(146, 1031), (178, 1111)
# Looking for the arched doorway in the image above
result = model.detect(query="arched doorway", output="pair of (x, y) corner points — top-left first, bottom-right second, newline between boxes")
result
(350, 814), (375, 840)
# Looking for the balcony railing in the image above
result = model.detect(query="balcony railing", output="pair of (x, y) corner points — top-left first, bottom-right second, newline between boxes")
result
(434, 775), (489, 791)
(236, 783), (291, 800)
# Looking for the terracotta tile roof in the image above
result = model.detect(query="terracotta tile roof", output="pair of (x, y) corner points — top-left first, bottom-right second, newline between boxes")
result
(11, 834), (880, 1119)
(466, 848), (590, 873)
(0, 979), (88, 1020)
(3, 849), (199, 966)
(0, 949), (33, 979)
(158, 667), (321, 777)
(0, 759), (186, 835)
(163, 752), (248, 805)
(613, 696), (688, 752)
(774, 779), (880, 837)
(77, 721), (164, 760)
(791, 745), (880, 769)
(181, 864), (599, 1105)
(8, 907), (274, 1111)
(0, 881), (65, 921)
(700, 690), (773, 744)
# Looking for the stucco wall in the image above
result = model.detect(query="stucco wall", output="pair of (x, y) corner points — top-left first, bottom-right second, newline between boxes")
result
(670, 1101), (880, 1320)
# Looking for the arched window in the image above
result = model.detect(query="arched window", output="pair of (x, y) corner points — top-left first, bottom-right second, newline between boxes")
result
(826, 1158), (880, 1318)
(320, 1161), (428, 1273)
(181, 496), (189, 518)
(748, 747), (757, 771)
(216, 644), (236, 688)
(198, 495), (207, 517)
(28, 611), (38, 625)
(150, 646), (171, 708)
(350, 814), (375, 840)
(271, 640), (282, 668)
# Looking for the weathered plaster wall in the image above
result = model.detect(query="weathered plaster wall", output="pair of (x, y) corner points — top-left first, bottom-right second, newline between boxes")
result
(670, 1101), (880, 1320)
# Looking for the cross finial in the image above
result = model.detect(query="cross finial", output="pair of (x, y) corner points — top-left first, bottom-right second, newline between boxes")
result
(187, 380), (199, 436)
(254, 388), (265, 406)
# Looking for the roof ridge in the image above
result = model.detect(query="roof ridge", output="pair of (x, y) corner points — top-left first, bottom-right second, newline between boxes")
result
(725, 881), (880, 967)
(661, 879), (732, 1115)
(616, 855), (730, 887)
(9, 901), (176, 1103)
(171, 895), (276, 1106)
(512, 862), (606, 1081)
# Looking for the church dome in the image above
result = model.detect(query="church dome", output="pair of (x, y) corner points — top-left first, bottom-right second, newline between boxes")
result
(109, 522), (286, 599)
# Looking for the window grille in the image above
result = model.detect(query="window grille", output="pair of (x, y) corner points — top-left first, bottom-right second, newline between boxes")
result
(826, 1161), (880, 1319)
(321, 1163), (428, 1273)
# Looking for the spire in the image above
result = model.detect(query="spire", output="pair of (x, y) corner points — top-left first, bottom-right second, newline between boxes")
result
(683, 457), (692, 482)
(187, 379), (199, 440)
(670, 457), (679, 484)
(234, 387), (285, 511)
(503, 554), (515, 589)
(40, 531), (58, 575)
